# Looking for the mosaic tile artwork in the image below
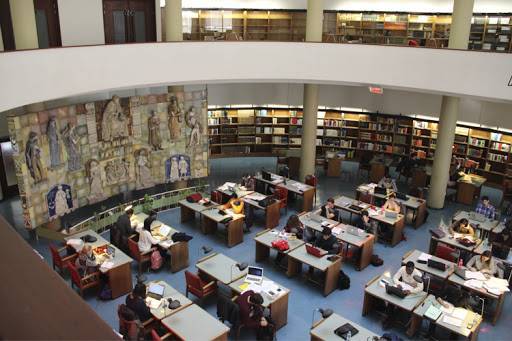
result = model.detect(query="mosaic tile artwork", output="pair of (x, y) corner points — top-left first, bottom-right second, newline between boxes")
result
(8, 90), (208, 229)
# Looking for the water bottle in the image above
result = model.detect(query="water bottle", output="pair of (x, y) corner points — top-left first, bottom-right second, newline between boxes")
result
(458, 258), (463, 268)
(346, 330), (351, 341)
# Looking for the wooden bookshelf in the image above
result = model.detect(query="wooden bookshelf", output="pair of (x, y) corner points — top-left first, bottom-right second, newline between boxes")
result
(181, 8), (512, 52)
(208, 106), (512, 186)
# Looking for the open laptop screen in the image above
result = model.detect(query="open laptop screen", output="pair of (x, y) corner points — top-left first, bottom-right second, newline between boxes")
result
(248, 266), (263, 277)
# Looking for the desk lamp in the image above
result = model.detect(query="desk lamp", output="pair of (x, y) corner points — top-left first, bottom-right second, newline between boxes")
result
(199, 245), (213, 256)
(231, 262), (248, 281)
(311, 308), (333, 327)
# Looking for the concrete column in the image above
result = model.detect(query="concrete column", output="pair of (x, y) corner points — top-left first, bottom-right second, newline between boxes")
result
(9, 0), (39, 50)
(428, 0), (474, 209)
(164, 0), (183, 42)
(299, 0), (323, 181)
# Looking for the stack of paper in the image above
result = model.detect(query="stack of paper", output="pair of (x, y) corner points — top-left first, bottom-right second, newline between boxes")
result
(100, 261), (115, 271)
(465, 279), (483, 289)
(418, 252), (432, 262)
(466, 271), (487, 281)
(332, 226), (343, 235)
(443, 315), (463, 327)
(146, 297), (162, 309)
(159, 224), (172, 237)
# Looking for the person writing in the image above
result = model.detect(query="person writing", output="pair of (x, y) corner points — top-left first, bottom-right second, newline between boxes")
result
(138, 215), (160, 254)
(236, 291), (268, 334)
(449, 218), (475, 237)
(475, 196), (496, 220)
(467, 250), (496, 277)
(378, 173), (397, 192)
(125, 282), (152, 323)
(75, 244), (98, 277)
(382, 193), (401, 213)
(392, 261), (424, 295)
(314, 226), (338, 254)
(320, 198), (338, 220)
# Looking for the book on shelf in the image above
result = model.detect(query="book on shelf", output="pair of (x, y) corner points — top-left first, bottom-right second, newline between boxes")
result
(316, 128), (324, 136)
(468, 137), (486, 147)
(325, 129), (339, 137)
(491, 142), (510, 152)
(488, 153), (508, 162)
(290, 117), (302, 125)
(290, 138), (301, 145)
(316, 138), (322, 146)
(340, 140), (353, 148)
(273, 127), (286, 134)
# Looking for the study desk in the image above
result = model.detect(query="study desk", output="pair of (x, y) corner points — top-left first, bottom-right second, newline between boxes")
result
(286, 245), (342, 296)
(408, 295), (481, 340)
(201, 208), (245, 247)
(242, 192), (281, 229)
(229, 276), (290, 330)
(448, 272), (507, 325)
(254, 172), (315, 211)
(196, 252), (248, 285)
(310, 313), (378, 341)
(146, 280), (192, 320)
(215, 182), (254, 204)
(362, 274), (427, 321)
(65, 230), (132, 299)
(161, 304), (229, 341)
(299, 212), (374, 271)
(452, 211), (501, 239)
(356, 183), (428, 228)
(254, 229), (305, 262)
(428, 234), (483, 258)
(402, 249), (455, 280)
(133, 213), (189, 272)
(457, 174), (486, 205)
(179, 199), (219, 223)
(334, 196), (405, 247)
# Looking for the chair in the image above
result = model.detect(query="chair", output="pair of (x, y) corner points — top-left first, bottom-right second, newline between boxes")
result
(128, 235), (153, 274)
(49, 244), (77, 275)
(358, 192), (373, 205)
(150, 327), (172, 341)
(305, 174), (318, 205)
(501, 179), (512, 207)
(435, 243), (459, 263)
(358, 153), (372, 180)
(211, 190), (223, 204)
(274, 185), (288, 214)
(185, 270), (217, 306)
(68, 263), (101, 297)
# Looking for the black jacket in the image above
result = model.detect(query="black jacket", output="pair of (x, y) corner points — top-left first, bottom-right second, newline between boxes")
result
(356, 217), (372, 232)
(314, 235), (338, 254)
(125, 295), (152, 323)
(216, 294), (241, 328)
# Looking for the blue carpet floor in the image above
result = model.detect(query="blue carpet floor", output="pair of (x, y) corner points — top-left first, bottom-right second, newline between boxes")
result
(7, 157), (512, 340)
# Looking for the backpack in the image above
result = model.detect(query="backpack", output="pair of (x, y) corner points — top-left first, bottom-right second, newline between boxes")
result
(371, 255), (384, 266)
(271, 239), (289, 251)
(186, 193), (202, 203)
(151, 250), (163, 270)
(99, 284), (112, 300)
(338, 270), (350, 290)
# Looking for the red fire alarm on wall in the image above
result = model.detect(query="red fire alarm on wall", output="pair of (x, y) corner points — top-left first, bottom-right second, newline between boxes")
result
(369, 86), (383, 94)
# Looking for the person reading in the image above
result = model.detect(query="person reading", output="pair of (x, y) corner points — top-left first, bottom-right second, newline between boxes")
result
(449, 218), (475, 237)
(378, 173), (397, 192)
(314, 226), (338, 254)
(320, 198), (338, 220)
(392, 261), (424, 295)
(382, 193), (401, 213)
(126, 282), (152, 323)
(356, 210), (376, 235)
(467, 250), (496, 278)
(475, 196), (496, 220)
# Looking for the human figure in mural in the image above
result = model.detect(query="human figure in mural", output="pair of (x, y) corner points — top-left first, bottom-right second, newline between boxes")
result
(135, 149), (154, 189)
(55, 185), (71, 216)
(167, 96), (183, 140)
(148, 111), (163, 150)
(61, 122), (81, 171)
(101, 95), (129, 142)
(170, 156), (179, 182)
(87, 159), (104, 203)
(25, 132), (46, 182)
(46, 115), (61, 168)
(186, 106), (202, 147)
(179, 155), (189, 179)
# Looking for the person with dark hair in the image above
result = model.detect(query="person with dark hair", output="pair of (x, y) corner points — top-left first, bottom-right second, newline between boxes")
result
(125, 282), (152, 323)
(356, 210), (374, 234)
(236, 290), (268, 332)
(382, 193), (400, 213)
(467, 250), (497, 277)
(113, 206), (135, 252)
(137, 215), (160, 254)
(449, 218), (475, 237)
(314, 226), (338, 254)
(393, 261), (424, 295)
(320, 198), (338, 220)
(475, 196), (496, 220)
(275, 215), (305, 264)
(378, 172), (397, 192)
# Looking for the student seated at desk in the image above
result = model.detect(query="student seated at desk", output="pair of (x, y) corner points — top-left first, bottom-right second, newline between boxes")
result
(393, 261), (424, 295)
(236, 291), (274, 338)
(221, 197), (244, 214)
(475, 196), (496, 220)
(320, 198), (338, 220)
(356, 210), (376, 235)
(138, 215), (167, 259)
(314, 226), (339, 255)
(125, 282), (152, 323)
(378, 173), (398, 192)
(241, 174), (256, 191)
(382, 193), (401, 213)
(449, 218), (475, 237)
(467, 251), (497, 278)
(75, 244), (98, 276)
(275, 215), (305, 264)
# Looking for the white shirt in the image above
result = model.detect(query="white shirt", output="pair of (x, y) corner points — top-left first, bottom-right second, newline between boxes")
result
(138, 229), (159, 253)
(393, 266), (424, 294)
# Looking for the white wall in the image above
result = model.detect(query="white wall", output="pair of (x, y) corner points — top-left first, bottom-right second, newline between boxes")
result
(173, 0), (512, 13)
(58, 0), (105, 46)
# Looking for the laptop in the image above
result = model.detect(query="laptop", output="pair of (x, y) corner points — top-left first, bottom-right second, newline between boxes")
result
(147, 283), (165, 300)
(347, 226), (362, 237)
(311, 214), (323, 223)
(244, 266), (264, 285)
(306, 244), (328, 258)
(349, 205), (364, 212)
(454, 267), (468, 280)
(385, 284), (407, 298)
(385, 210), (398, 219)
(427, 259), (447, 271)
(374, 186), (387, 195)
(469, 212), (487, 222)
(395, 192), (408, 201)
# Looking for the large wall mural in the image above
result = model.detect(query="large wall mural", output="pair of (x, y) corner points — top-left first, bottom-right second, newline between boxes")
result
(8, 90), (208, 229)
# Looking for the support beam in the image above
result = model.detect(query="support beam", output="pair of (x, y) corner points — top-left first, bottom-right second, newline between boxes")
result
(164, 0), (183, 42)
(9, 0), (38, 50)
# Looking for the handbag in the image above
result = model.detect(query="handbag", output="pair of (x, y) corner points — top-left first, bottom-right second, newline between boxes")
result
(334, 323), (359, 339)
(271, 239), (289, 251)
(186, 193), (202, 203)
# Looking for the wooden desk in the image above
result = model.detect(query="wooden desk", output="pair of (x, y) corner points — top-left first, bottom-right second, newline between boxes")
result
(254, 173), (315, 211)
(147, 280), (193, 320)
(428, 234), (483, 258)
(229, 276), (290, 330)
(242, 192), (281, 229)
(408, 295), (481, 340)
(196, 253), (248, 285)
(134, 213), (189, 273)
(254, 229), (305, 263)
(286, 245), (342, 296)
(310, 313), (378, 341)
(161, 304), (229, 341)
(179, 199), (219, 223)
(363, 274), (427, 325)
(65, 230), (132, 299)
(448, 273), (507, 325)
(201, 208), (244, 247)
(402, 249), (455, 280)
(457, 174), (486, 205)
(216, 183), (254, 204)
(326, 158), (341, 177)
(299, 212), (374, 271)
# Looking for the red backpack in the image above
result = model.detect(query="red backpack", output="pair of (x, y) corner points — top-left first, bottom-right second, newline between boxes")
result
(271, 239), (289, 251)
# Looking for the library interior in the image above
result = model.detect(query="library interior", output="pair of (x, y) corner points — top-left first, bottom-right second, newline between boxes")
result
(2, 0), (512, 340)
